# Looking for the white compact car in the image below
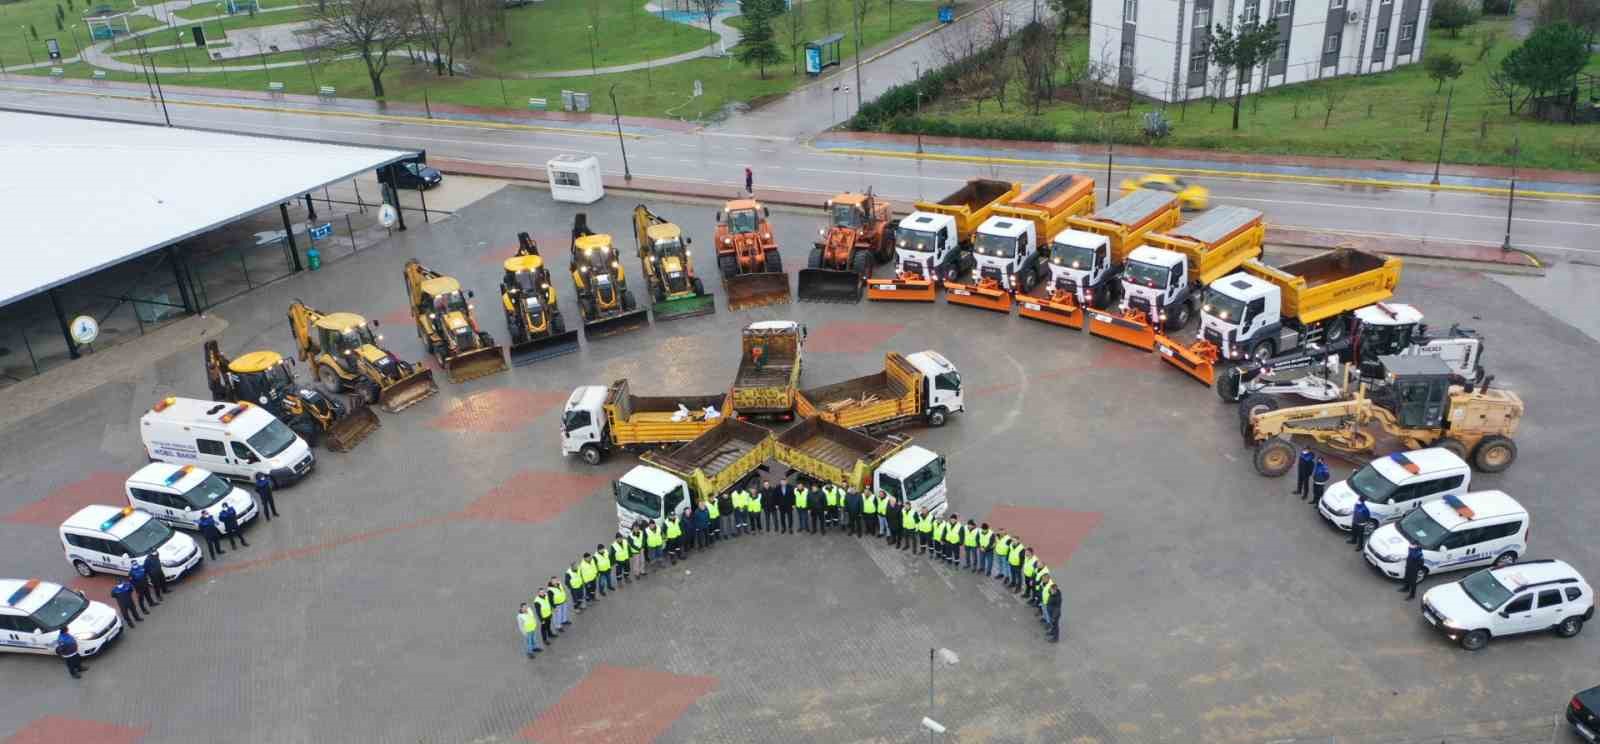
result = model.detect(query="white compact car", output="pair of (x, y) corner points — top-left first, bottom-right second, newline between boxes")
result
(1320, 448), (1471, 531)
(60, 505), (203, 580)
(1365, 491), (1528, 582)
(125, 463), (259, 531)
(1421, 559), (1594, 651)
(0, 579), (122, 656)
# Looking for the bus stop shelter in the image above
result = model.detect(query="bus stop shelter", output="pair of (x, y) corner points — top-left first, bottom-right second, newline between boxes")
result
(804, 33), (843, 76)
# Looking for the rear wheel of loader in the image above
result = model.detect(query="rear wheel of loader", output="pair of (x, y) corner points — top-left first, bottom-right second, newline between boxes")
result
(764, 252), (782, 273)
(1437, 437), (1469, 461)
(808, 246), (824, 269)
(1471, 435), (1517, 473)
(1254, 437), (1296, 477)
(850, 249), (870, 278)
(691, 277), (706, 296)
(317, 365), (342, 391)
(360, 381), (380, 405)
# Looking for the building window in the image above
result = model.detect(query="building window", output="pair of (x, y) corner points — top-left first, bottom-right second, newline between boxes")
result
(1120, 42), (1136, 67)
(1190, 47), (1208, 72)
(1273, 40), (1288, 62)
(1400, 21), (1415, 41)
(1194, 6), (1210, 27)
(1324, 32), (1341, 53)
(1123, 0), (1137, 20)
(1274, 0), (1292, 17)
(1374, 27), (1388, 49)
(1241, 0), (1260, 19)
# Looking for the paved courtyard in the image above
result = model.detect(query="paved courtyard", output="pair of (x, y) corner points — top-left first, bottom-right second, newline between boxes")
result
(1, 184), (1595, 744)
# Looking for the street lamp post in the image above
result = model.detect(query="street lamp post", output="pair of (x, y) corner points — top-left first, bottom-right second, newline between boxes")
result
(914, 60), (923, 155)
(176, 31), (191, 73)
(586, 24), (598, 80)
(609, 84), (632, 182)
(1430, 84), (1453, 186)
(925, 647), (959, 742)
(1501, 136), (1519, 253)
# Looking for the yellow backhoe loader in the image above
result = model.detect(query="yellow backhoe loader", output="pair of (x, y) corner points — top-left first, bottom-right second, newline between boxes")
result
(287, 300), (438, 413)
(204, 340), (379, 451)
(633, 204), (715, 321)
(570, 213), (649, 338)
(402, 258), (508, 383)
(500, 232), (580, 365)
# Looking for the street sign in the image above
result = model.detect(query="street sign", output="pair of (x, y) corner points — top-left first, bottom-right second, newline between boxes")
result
(379, 204), (398, 228)
(693, 79), (703, 97)
(309, 222), (332, 241)
(70, 315), (99, 345)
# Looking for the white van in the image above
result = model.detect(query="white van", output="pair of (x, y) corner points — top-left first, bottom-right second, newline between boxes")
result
(60, 505), (202, 581)
(1365, 491), (1530, 582)
(0, 579), (122, 656)
(125, 463), (259, 531)
(140, 397), (314, 486)
(1319, 448), (1471, 531)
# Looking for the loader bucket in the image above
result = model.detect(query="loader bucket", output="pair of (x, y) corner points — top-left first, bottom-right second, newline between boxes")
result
(1154, 335), (1217, 386)
(724, 273), (791, 311)
(944, 281), (1013, 314)
(1087, 310), (1157, 352)
(324, 404), (380, 452)
(796, 269), (864, 303)
(443, 345), (509, 384)
(1017, 296), (1084, 329)
(380, 367), (439, 413)
(508, 330), (581, 366)
(583, 308), (651, 339)
(867, 276), (936, 302)
(650, 293), (717, 322)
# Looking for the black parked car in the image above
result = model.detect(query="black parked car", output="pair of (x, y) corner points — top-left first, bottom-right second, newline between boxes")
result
(1571, 686), (1600, 742)
(377, 159), (442, 191)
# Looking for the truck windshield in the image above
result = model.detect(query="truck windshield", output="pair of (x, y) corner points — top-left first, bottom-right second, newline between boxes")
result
(1397, 508), (1450, 550)
(246, 419), (298, 458)
(512, 270), (543, 294)
(1050, 244), (1097, 270)
(1202, 288), (1248, 322)
(562, 409), (591, 433)
(1124, 260), (1169, 288)
(728, 209), (758, 234)
(653, 239), (686, 261)
(1459, 569), (1514, 612)
(29, 589), (87, 632)
(339, 326), (378, 349)
(180, 475), (234, 510)
(934, 371), (961, 392)
(902, 459), (947, 504)
(1346, 464), (1398, 502)
(973, 232), (1019, 259)
(616, 481), (662, 519)
(831, 204), (862, 228)
(120, 518), (175, 556)
(898, 229), (938, 254)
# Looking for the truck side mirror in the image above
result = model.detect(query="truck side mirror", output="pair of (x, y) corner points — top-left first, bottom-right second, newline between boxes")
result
(763, 207), (771, 218)
(467, 290), (475, 299)
(714, 211), (722, 222)
(685, 236), (692, 245)
(371, 320), (381, 328)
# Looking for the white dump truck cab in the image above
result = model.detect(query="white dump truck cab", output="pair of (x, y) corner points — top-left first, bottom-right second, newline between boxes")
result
(1199, 272), (1282, 363)
(904, 351), (964, 423)
(560, 385), (610, 460)
(970, 216), (1040, 292)
(873, 446), (949, 517)
(1119, 245), (1196, 331)
(613, 465), (693, 534)
(1046, 229), (1115, 308)
(893, 212), (962, 282)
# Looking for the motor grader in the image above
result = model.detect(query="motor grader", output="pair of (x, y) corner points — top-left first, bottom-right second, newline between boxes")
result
(1244, 355), (1523, 477)
(500, 232), (580, 365)
(204, 340), (379, 451)
(286, 300), (438, 413)
(714, 198), (789, 310)
(798, 191), (895, 304)
(570, 213), (649, 338)
(632, 204), (715, 321)
(402, 259), (508, 384)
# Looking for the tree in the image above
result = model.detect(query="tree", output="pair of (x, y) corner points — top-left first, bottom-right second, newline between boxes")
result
(1500, 22), (1589, 105)
(1429, 0), (1479, 39)
(781, 0), (804, 74)
(315, 0), (414, 100)
(691, 0), (720, 42)
(736, 0), (784, 78)
(411, 0), (462, 75)
(850, 0), (873, 112)
(1424, 51), (1463, 92)
(1208, 18), (1278, 131)
(1484, 66), (1528, 114)
(978, 4), (1013, 113)
(1320, 85), (1347, 128)
(1047, 0), (1089, 41)
(1016, 20), (1058, 114)
(1536, 0), (1600, 47)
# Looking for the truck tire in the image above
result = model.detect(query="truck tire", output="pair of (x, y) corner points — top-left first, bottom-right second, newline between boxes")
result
(653, 282), (667, 303)
(1168, 301), (1192, 331)
(808, 245), (824, 269)
(691, 277), (706, 296)
(1436, 437), (1469, 461)
(580, 444), (603, 466)
(1019, 266), (1039, 293)
(72, 559), (94, 577)
(877, 225), (896, 263)
(1459, 629), (1490, 651)
(764, 252), (782, 273)
(1471, 435), (1517, 473)
(1249, 339), (1277, 365)
(926, 407), (948, 427)
(718, 254), (738, 279)
(850, 249), (871, 278)
(1557, 616), (1585, 638)
(1215, 367), (1244, 403)
(1238, 394), (1279, 428)
(1324, 315), (1349, 344)
(622, 289), (637, 312)
(1253, 437), (1296, 477)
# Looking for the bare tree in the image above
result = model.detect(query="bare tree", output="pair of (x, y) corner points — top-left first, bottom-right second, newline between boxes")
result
(1320, 85), (1347, 128)
(411, 0), (459, 75)
(316, 0), (414, 99)
(1016, 20), (1057, 114)
(782, 0), (805, 74)
(979, 4), (1013, 113)
(850, 0), (872, 112)
(691, 0), (721, 43)
(1484, 66), (1528, 114)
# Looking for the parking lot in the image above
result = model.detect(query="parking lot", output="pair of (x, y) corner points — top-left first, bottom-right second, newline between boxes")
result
(1, 182), (1595, 744)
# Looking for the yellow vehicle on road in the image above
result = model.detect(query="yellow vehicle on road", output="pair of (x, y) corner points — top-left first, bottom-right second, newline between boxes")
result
(1119, 174), (1210, 211)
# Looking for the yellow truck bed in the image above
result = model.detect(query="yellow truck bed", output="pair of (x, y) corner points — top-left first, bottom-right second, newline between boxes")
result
(642, 417), (775, 500)
(604, 378), (731, 448)
(1244, 248), (1403, 325)
(733, 325), (803, 414)
(774, 417), (909, 492)
(1063, 189), (1182, 263)
(1144, 206), (1266, 286)
(991, 174), (1096, 247)
(793, 352), (922, 432)
(914, 179), (1020, 244)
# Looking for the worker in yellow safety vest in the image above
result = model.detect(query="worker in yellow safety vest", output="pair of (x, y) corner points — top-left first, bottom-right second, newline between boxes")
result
(593, 544), (614, 596)
(532, 589), (554, 645)
(862, 491), (877, 541)
(1021, 548), (1039, 602)
(565, 562), (585, 612)
(744, 486), (763, 534)
(1006, 540), (1026, 593)
(931, 516), (946, 561)
(546, 576), (570, 629)
(942, 513), (961, 565)
(665, 514), (685, 563)
(579, 553), (599, 605)
(645, 520), (665, 564)
(629, 527), (647, 579)
(976, 523), (995, 577)
(962, 518), (980, 571)
(794, 481), (813, 534)
(731, 488), (748, 535)
(1032, 566), (1052, 612)
(994, 530), (1013, 585)
(900, 503), (918, 552)
(611, 534), (631, 585)
(517, 602), (541, 657)
(917, 509), (934, 554)
(706, 497), (723, 543)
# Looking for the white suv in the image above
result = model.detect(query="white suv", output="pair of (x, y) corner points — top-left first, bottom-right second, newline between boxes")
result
(1320, 448), (1470, 531)
(1421, 559), (1594, 651)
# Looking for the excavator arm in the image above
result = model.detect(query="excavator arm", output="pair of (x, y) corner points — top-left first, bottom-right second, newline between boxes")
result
(286, 300), (323, 362)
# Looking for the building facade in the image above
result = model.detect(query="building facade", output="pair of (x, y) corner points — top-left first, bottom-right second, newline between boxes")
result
(1089, 0), (1431, 102)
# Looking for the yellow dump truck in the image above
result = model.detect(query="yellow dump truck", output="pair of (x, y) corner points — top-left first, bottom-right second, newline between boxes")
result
(913, 179), (1021, 247)
(793, 351), (964, 435)
(774, 417), (949, 516)
(560, 379), (732, 465)
(613, 418), (775, 531)
(732, 320), (805, 417)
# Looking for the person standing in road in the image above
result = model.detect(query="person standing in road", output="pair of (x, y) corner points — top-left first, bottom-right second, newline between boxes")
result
(816, 483), (831, 536)
(667, 514), (686, 562)
(111, 577), (141, 625)
(198, 512), (225, 559)
(693, 500), (711, 552)
(745, 487), (763, 534)
(1350, 496), (1371, 550)
(1034, 567), (1052, 615)
(962, 519), (980, 571)
(717, 490), (735, 540)
(930, 516), (946, 561)
(763, 480), (781, 534)
(822, 484), (840, 535)
(129, 558), (158, 613)
(518, 603), (541, 658)
(579, 553), (599, 606)
(56, 631), (86, 679)
(1293, 447), (1315, 498)
(877, 492), (893, 538)
(846, 488), (864, 536)
(1022, 549), (1040, 602)
(861, 490), (877, 537)
(1311, 458), (1331, 505)
(705, 497), (722, 545)
(548, 577), (570, 630)
(219, 503), (248, 549)
(143, 551), (168, 600)
(1007, 541), (1027, 592)
(900, 503), (918, 551)
(917, 509), (933, 554)
(744, 167), (753, 194)
(883, 497), (899, 546)
(1042, 576), (1062, 643)
(533, 589), (555, 646)
(943, 514), (962, 565)
(593, 544), (614, 596)
(253, 472), (278, 522)
(567, 562), (586, 612)
(1401, 541), (1425, 600)
(776, 480), (794, 533)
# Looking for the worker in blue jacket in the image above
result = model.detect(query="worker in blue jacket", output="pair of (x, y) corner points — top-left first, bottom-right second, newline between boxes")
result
(111, 577), (142, 625)
(1294, 447), (1316, 498)
(129, 559), (158, 612)
(197, 513), (225, 559)
(1350, 497), (1371, 550)
(1311, 458), (1331, 506)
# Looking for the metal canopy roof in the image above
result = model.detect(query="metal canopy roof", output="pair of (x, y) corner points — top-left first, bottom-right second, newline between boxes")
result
(0, 111), (415, 307)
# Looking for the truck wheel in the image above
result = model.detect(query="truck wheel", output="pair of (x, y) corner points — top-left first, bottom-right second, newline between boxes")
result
(808, 245), (824, 269)
(1324, 316), (1349, 344)
(877, 226), (896, 263)
(72, 559), (94, 577)
(653, 283), (667, 303)
(1436, 437), (1469, 461)
(764, 252), (782, 273)
(1249, 340), (1277, 365)
(1471, 435), (1517, 473)
(580, 444), (603, 466)
(850, 249), (871, 278)
(718, 254), (738, 279)
(1020, 268), (1038, 293)
(926, 407), (948, 427)
(1459, 629), (1490, 651)
(1215, 368), (1244, 403)
(1169, 301), (1192, 331)
(1238, 394), (1279, 428)
(553, 315), (566, 335)
(691, 277), (706, 296)
(622, 289), (638, 312)
(1253, 437), (1296, 477)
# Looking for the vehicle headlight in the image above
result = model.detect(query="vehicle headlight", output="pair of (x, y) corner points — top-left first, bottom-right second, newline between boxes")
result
(1440, 618), (1464, 630)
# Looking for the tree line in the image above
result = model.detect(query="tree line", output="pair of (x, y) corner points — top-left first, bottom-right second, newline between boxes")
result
(312, 0), (510, 99)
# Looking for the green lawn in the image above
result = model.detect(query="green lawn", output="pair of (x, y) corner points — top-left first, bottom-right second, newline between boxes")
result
(0, 0), (147, 66)
(171, 1), (306, 22)
(917, 17), (1600, 172)
(480, 0), (710, 75)
(729, 0), (940, 77)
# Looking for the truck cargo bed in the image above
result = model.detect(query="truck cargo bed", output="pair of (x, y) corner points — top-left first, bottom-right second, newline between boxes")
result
(780, 417), (899, 468)
(801, 371), (907, 405)
(654, 417), (770, 477)
(930, 179), (1015, 209)
(1245, 248), (1402, 325)
(1276, 248), (1389, 288)
(735, 359), (796, 387)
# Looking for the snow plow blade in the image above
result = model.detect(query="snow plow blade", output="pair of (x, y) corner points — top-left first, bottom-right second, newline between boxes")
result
(583, 308), (650, 340)
(324, 404), (380, 452)
(1017, 294), (1084, 329)
(650, 294), (717, 323)
(379, 367), (438, 413)
(796, 269), (864, 303)
(724, 273), (791, 311)
(507, 330), (581, 366)
(944, 280), (1013, 314)
(1087, 310), (1157, 352)
(442, 345), (509, 384)
(867, 275), (936, 302)
(1154, 336), (1218, 386)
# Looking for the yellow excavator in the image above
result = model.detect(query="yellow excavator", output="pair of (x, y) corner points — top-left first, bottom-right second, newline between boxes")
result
(287, 300), (438, 413)
(402, 259), (508, 383)
(501, 232), (580, 365)
(570, 213), (649, 338)
(633, 204), (715, 321)
(204, 340), (380, 451)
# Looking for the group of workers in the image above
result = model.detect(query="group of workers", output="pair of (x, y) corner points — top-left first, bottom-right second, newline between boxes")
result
(516, 476), (1064, 657)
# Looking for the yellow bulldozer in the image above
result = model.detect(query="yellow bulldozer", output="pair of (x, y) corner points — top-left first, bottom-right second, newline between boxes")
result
(1244, 355), (1523, 477)
(500, 232), (581, 365)
(204, 340), (380, 451)
(402, 259), (508, 383)
(287, 300), (438, 413)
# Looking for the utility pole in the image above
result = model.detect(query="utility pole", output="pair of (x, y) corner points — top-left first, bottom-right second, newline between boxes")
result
(609, 84), (632, 181)
(1430, 84), (1453, 186)
(1501, 135), (1519, 252)
(914, 60), (923, 154)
